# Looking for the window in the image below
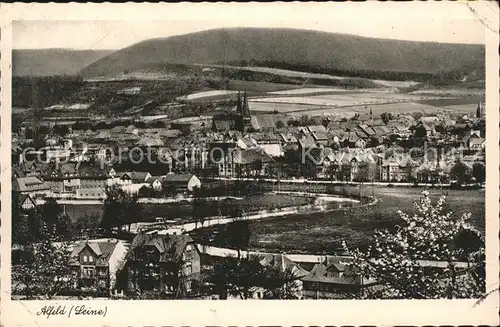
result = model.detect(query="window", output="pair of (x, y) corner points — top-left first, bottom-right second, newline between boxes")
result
(185, 280), (192, 292)
(184, 262), (192, 276)
(88, 256), (94, 263)
(83, 255), (88, 263)
(82, 266), (95, 277)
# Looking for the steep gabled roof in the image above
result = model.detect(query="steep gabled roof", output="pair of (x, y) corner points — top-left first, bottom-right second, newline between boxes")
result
(129, 233), (195, 263)
(162, 174), (196, 183)
(70, 241), (118, 267)
(121, 171), (150, 183)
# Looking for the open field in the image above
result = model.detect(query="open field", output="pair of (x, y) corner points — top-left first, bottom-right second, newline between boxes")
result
(267, 87), (353, 95)
(194, 187), (484, 254)
(205, 64), (423, 89)
(416, 97), (481, 107)
(206, 64), (351, 80)
(301, 101), (448, 117)
(177, 90), (240, 102)
(247, 90), (480, 117)
(409, 88), (485, 97)
(65, 204), (103, 223)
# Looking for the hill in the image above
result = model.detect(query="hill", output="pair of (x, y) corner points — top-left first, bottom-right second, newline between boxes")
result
(13, 49), (114, 76)
(80, 28), (484, 81)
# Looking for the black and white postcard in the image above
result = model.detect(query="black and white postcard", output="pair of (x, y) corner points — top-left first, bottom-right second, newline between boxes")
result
(1, 2), (499, 326)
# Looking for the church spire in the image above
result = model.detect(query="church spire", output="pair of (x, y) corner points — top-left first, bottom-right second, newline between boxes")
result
(236, 92), (242, 114)
(242, 91), (250, 118)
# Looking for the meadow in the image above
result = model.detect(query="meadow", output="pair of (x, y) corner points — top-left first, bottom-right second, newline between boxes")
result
(194, 187), (485, 254)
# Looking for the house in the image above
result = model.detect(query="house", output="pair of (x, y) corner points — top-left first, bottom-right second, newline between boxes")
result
(44, 146), (71, 162)
(236, 137), (258, 150)
(412, 121), (433, 138)
(357, 124), (376, 139)
(469, 137), (485, 149)
(250, 114), (285, 132)
(344, 133), (366, 148)
(381, 157), (414, 182)
(311, 132), (329, 146)
(19, 194), (38, 211)
(278, 132), (298, 145)
(250, 133), (283, 157)
(302, 256), (378, 299)
(136, 136), (165, 147)
(120, 172), (152, 185)
(145, 176), (164, 191)
(69, 239), (129, 296)
(307, 125), (327, 134)
(232, 148), (274, 177)
(126, 232), (201, 297)
(297, 135), (317, 151)
(13, 176), (50, 197)
(162, 174), (201, 192)
(251, 253), (309, 299)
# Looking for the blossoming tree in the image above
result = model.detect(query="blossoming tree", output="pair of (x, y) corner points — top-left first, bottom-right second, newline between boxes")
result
(350, 191), (485, 299)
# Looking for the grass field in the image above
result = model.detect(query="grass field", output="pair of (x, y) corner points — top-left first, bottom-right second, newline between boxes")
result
(416, 97), (481, 107)
(247, 90), (478, 117)
(297, 101), (450, 118)
(194, 187), (485, 254)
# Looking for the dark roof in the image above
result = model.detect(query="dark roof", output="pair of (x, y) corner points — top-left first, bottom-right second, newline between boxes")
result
(249, 132), (281, 143)
(372, 125), (390, 136)
(298, 135), (317, 149)
(302, 261), (376, 286)
(145, 176), (162, 184)
(70, 241), (118, 267)
(358, 124), (376, 137)
(251, 253), (309, 278)
(251, 115), (282, 130)
(77, 163), (108, 178)
(308, 125), (327, 134)
(312, 132), (328, 141)
(129, 233), (195, 263)
(13, 177), (50, 192)
(232, 149), (274, 165)
(162, 174), (196, 183)
(121, 171), (150, 182)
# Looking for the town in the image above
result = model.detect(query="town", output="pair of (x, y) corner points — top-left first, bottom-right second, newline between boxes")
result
(11, 26), (486, 301)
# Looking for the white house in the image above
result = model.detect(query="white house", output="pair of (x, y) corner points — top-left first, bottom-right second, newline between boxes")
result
(162, 174), (201, 192)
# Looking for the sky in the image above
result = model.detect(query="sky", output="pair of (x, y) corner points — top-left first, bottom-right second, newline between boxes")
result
(10, 2), (497, 50)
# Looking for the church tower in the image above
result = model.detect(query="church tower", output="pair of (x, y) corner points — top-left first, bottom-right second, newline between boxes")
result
(242, 91), (251, 119)
(476, 101), (485, 118)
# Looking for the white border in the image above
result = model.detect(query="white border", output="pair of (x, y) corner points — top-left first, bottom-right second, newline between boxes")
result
(1, 3), (499, 326)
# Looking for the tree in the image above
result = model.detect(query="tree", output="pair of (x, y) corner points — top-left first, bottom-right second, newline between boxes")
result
(101, 186), (143, 232)
(411, 112), (424, 121)
(12, 238), (74, 299)
(472, 162), (485, 184)
(209, 256), (267, 300)
(380, 112), (393, 124)
(350, 191), (485, 299)
(450, 161), (472, 186)
(275, 120), (285, 129)
(192, 187), (207, 228)
(74, 213), (101, 238)
(39, 198), (73, 240)
(53, 124), (70, 137)
(262, 266), (302, 299)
